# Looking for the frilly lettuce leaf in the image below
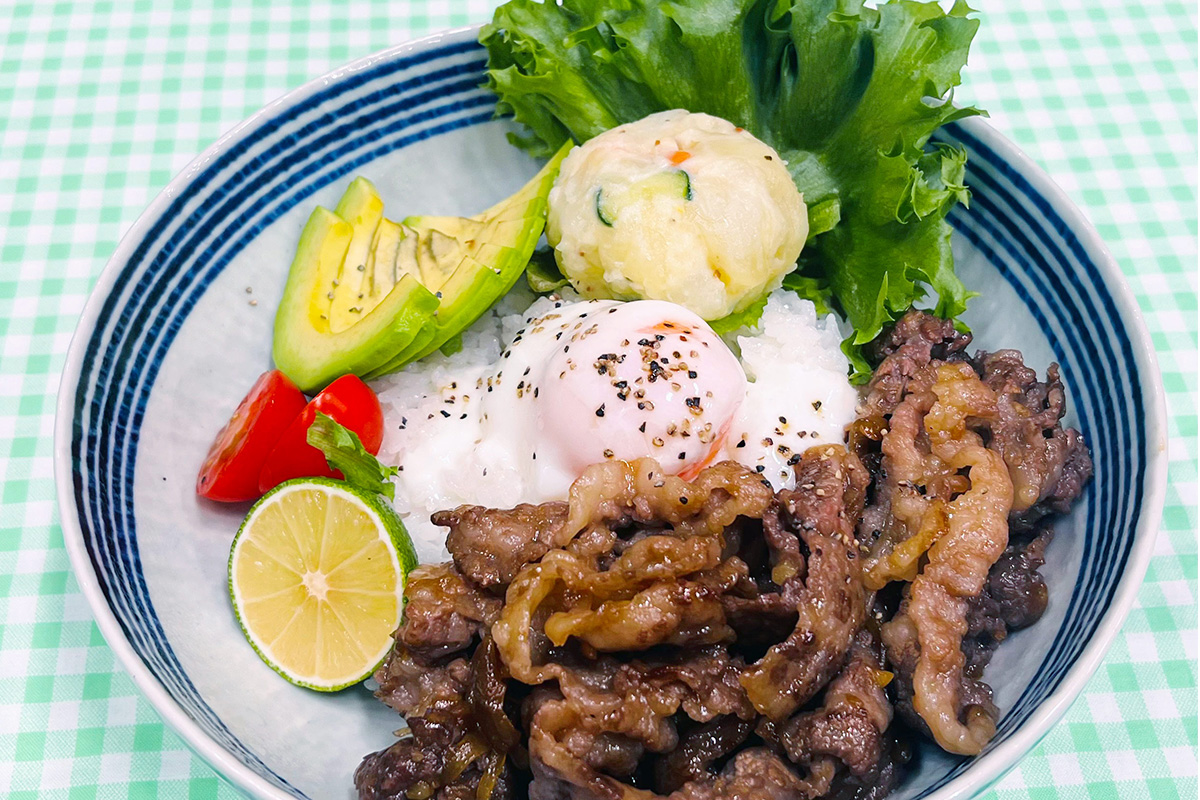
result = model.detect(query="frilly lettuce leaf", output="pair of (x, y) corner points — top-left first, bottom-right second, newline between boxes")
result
(480, 0), (983, 357)
(525, 246), (571, 293)
(782, 271), (834, 317)
(708, 292), (770, 335)
(709, 270), (834, 336)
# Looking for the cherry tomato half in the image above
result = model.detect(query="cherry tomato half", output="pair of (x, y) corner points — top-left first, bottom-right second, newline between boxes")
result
(256, 374), (384, 494)
(196, 370), (308, 502)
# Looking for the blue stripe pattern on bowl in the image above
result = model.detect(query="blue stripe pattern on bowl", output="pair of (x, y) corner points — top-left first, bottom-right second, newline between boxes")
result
(67, 37), (1148, 800)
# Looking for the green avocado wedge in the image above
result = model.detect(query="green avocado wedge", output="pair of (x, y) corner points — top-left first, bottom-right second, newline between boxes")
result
(273, 144), (571, 391)
(362, 141), (572, 378)
(271, 197), (439, 393)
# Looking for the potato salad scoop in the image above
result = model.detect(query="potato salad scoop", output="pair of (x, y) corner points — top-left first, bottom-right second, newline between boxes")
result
(546, 110), (808, 321)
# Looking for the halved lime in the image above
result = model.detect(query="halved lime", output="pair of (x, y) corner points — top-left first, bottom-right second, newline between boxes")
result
(227, 477), (416, 691)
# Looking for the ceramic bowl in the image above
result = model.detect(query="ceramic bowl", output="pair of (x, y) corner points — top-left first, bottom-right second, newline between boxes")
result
(54, 25), (1168, 800)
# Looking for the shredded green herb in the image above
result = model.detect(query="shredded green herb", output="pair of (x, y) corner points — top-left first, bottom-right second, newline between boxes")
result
(307, 412), (399, 500)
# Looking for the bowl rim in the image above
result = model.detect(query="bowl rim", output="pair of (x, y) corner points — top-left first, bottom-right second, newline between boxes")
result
(53, 23), (1169, 800)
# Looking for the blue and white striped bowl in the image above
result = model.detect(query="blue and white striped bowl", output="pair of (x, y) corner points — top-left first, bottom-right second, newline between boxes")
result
(54, 26), (1168, 800)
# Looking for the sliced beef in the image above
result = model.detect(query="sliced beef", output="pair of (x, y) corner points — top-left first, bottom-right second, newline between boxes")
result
(439, 502), (569, 589)
(397, 564), (501, 661)
(358, 318), (1091, 799)
(861, 310), (972, 418)
(739, 447), (869, 721)
(972, 350), (1093, 531)
(858, 312), (1090, 755)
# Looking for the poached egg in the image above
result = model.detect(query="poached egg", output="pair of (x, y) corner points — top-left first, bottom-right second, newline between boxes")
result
(479, 298), (746, 499)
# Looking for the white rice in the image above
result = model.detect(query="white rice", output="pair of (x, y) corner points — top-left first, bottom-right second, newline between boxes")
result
(718, 292), (858, 488)
(370, 285), (855, 564)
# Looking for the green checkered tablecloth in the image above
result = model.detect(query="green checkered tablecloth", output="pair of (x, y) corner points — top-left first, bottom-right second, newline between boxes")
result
(0, 0), (1194, 797)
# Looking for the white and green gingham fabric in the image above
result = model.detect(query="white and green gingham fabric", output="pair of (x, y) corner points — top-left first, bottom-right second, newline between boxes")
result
(0, 1), (1195, 798)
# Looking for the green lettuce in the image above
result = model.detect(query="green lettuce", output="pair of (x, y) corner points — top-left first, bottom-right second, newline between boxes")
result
(481, 0), (983, 372)
(709, 292), (769, 335)
(525, 246), (571, 293)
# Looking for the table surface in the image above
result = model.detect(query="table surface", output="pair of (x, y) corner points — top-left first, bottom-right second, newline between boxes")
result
(1, 1), (1196, 798)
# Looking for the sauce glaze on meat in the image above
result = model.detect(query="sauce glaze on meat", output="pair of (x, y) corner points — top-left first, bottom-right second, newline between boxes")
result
(356, 311), (1091, 800)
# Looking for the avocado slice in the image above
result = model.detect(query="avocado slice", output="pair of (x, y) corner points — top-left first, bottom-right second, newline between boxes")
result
(393, 223), (420, 281)
(415, 228), (461, 293)
(367, 218), (404, 300)
(326, 178), (385, 332)
(274, 143), (572, 388)
(402, 214), (486, 242)
(363, 142), (572, 376)
(272, 192), (438, 392)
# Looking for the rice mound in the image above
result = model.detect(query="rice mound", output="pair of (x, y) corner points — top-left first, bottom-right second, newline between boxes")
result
(370, 285), (853, 563)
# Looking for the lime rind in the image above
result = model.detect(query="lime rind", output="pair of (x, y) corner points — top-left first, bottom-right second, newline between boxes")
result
(227, 477), (415, 692)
